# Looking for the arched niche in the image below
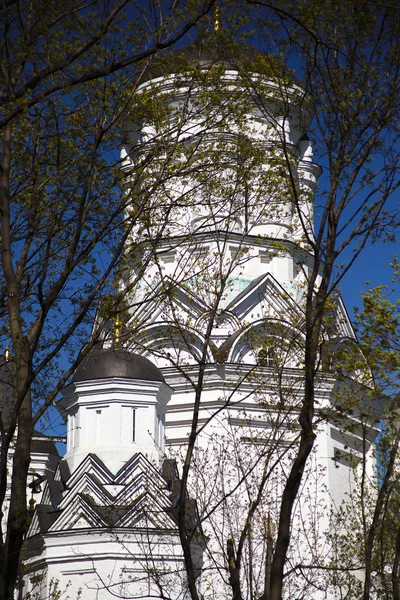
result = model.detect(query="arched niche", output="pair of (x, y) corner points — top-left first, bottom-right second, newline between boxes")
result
(132, 323), (213, 368)
(227, 318), (305, 368)
(194, 309), (241, 332)
(321, 336), (367, 381)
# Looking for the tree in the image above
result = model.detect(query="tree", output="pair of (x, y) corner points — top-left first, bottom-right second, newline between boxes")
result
(325, 276), (400, 600)
(0, 1), (217, 598)
(262, 3), (400, 595)
(10, 1), (400, 599)
(113, 2), (400, 599)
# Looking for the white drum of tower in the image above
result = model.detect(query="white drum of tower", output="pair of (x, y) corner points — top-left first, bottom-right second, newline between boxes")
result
(121, 47), (321, 246)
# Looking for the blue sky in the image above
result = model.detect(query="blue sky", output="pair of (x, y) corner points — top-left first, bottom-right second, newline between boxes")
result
(340, 239), (399, 314)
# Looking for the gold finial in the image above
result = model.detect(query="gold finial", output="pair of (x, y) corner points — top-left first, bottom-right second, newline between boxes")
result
(114, 317), (123, 345)
(214, 5), (220, 32)
(4, 346), (10, 361)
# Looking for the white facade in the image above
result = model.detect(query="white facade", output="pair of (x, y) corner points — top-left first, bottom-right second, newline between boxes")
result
(121, 48), (379, 599)
(24, 45), (381, 600)
(60, 376), (170, 473)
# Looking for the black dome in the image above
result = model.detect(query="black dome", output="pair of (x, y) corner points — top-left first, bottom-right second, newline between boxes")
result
(73, 348), (165, 384)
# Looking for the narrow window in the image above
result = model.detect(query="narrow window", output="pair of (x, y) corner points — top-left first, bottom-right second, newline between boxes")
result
(95, 409), (102, 445)
(158, 414), (163, 449)
(67, 415), (71, 452)
(86, 407), (96, 446)
(121, 406), (135, 443)
(71, 414), (76, 449)
(258, 348), (274, 367)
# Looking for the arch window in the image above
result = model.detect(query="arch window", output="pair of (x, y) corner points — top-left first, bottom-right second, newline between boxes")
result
(258, 347), (275, 368)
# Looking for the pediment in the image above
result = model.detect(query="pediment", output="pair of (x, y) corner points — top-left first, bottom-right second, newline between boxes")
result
(130, 275), (205, 329)
(116, 474), (170, 509)
(53, 460), (70, 483)
(131, 295), (165, 330)
(71, 515), (93, 529)
(115, 453), (167, 490)
(165, 281), (205, 318)
(49, 494), (105, 532)
(40, 481), (52, 506)
(116, 493), (178, 530)
(119, 510), (175, 530)
(59, 472), (113, 510)
(65, 454), (113, 489)
(226, 272), (303, 325)
(332, 296), (356, 339)
(48, 453), (174, 532)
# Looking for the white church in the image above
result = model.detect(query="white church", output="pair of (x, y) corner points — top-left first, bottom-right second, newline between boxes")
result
(20, 40), (381, 600)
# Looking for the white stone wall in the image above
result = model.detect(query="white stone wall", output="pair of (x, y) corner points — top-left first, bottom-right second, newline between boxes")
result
(60, 378), (172, 474)
(24, 530), (190, 600)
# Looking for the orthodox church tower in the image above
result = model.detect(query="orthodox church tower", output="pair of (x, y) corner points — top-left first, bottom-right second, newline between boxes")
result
(118, 41), (378, 599)
(23, 40), (380, 600)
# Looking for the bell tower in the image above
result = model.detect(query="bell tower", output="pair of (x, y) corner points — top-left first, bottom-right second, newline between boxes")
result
(118, 42), (376, 600)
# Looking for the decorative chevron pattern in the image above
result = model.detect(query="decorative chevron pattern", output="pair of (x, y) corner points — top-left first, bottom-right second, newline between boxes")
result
(28, 453), (182, 537)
